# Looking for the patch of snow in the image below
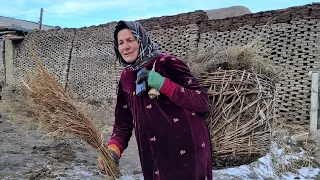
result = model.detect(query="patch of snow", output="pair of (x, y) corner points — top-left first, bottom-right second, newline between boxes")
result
(214, 142), (319, 180)
(118, 142), (320, 180)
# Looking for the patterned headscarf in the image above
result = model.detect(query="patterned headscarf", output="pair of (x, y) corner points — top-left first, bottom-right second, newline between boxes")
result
(114, 20), (160, 70)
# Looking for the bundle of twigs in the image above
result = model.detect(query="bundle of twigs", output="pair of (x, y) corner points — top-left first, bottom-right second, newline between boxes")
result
(188, 43), (281, 168)
(200, 70), (275, 168)
(23, 59), (119, 179)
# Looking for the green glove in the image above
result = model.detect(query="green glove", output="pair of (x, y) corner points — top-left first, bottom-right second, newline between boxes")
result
(148, 71), (165, 91)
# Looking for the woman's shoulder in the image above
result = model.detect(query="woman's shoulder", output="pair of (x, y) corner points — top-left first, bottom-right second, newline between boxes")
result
(153, 53), (183, 68)
(157, 53), (188, 69)
(158, 53), (179, 61)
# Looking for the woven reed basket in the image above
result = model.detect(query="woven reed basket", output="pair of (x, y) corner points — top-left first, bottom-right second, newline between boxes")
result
(199, 69), (275, 168)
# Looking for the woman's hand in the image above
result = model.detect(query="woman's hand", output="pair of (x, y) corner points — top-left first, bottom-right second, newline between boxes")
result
(98, 149), (119, 174)
(136, 68), (165, 91)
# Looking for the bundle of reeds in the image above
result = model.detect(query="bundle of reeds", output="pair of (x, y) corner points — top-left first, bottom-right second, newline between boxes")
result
(23, 59), (119, 180)
(189, 44), (280, 168)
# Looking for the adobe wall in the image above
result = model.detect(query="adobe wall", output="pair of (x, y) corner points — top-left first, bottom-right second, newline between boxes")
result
(198, 4), (320, 125)
(7, 3), (320, 126)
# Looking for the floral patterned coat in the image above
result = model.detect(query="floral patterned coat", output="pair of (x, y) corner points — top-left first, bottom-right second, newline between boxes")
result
(108, 53), (212, 180)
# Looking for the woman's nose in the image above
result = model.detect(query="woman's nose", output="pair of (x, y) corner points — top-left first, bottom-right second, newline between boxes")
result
(124, 42), (130, 49)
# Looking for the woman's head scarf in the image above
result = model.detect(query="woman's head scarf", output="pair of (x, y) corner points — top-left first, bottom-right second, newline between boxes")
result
(114, 20), (160, 70)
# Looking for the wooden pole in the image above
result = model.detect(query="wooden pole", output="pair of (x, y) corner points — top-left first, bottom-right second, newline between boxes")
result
(309, 71), (319, 133)
(4, 40), (13, 85)
(39, 8), (43, 30)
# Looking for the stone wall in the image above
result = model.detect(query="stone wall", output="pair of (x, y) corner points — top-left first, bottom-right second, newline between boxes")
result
(7, 3), (320, 126)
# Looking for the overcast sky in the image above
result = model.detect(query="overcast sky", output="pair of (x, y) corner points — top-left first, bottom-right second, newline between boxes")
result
(0, 0), (314, 28)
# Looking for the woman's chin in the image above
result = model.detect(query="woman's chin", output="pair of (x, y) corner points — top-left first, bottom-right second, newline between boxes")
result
(124, 58), (136, 64)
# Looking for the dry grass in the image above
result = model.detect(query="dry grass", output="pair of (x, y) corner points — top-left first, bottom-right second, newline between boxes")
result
(190, 43), (282, 81)
(21, 59), (119, 180)
(269, 120), (318, 178)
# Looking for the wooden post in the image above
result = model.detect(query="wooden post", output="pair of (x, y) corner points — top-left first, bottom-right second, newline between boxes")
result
(309, 71), (319, 134)
(4, 39), (13, 85)
(39, 8), (43, 30)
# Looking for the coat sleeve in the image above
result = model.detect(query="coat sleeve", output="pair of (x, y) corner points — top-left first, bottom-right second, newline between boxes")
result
(108, 81), (133, 154)
(159, 55), (209, 113)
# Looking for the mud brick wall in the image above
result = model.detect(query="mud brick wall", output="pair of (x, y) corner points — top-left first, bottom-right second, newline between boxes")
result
(8, 4), (320, 126)
(13, 29), (75, 86)
(198, 4), (320, 125)
(0, 37), (4, 83)
(10, 11), (207, 100)
(139, 11), (207, 61)
(68, 22), (118, 100)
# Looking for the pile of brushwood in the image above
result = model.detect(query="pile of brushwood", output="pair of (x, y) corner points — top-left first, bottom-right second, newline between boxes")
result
(189, 43), (282, 169)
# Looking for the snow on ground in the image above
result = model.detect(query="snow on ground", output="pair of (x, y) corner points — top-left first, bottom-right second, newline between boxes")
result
(121, 142), (320, 180)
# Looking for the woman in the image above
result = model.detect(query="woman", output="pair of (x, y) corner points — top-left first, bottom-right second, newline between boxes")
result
(99, 20), (212, 180)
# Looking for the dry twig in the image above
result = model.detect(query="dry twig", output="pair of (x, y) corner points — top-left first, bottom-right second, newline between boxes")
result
(24, 56), (120, 179)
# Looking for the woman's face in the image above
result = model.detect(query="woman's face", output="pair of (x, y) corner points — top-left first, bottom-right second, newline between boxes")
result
(117, 29), (140, 63)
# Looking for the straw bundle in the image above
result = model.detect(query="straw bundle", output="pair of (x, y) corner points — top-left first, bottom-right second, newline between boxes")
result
(24, 59), (119, 179)
(189, 44), (279, 168)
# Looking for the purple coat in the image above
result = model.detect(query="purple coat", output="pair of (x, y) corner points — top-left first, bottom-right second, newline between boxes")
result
(109, 53), (212, 180)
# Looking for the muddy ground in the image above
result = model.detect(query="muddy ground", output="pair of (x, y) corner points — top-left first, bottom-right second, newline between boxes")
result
(0, 115), (142, 180)
(0, 94), (142, 180)
(1, 88), (320, 180)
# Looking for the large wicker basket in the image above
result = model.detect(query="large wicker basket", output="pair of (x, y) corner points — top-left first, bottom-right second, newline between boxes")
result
(199, 69), (275, 168)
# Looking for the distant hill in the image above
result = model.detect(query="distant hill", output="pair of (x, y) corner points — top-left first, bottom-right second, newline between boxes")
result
(205, 6), (251, 20)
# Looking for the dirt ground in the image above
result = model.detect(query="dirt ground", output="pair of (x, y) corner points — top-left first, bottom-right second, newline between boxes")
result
(1, 87), (320, 180)
(0, 96), (142, 180)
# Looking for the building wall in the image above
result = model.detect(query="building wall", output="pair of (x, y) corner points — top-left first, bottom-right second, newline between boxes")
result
(12, 28), (75, 86)
(198, 4), (320, 125)
(0, 16), (53, 30)
(7, 3), (320, 126)
(68, 22), (118, 100)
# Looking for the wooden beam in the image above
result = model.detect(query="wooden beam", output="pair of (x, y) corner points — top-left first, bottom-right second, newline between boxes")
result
(0, 26), (9, 29)
(4, 40), (14, 84)
(0, 31), (17, 35)
(4, 35), (24, 40)
(309, 71), (319, 134)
